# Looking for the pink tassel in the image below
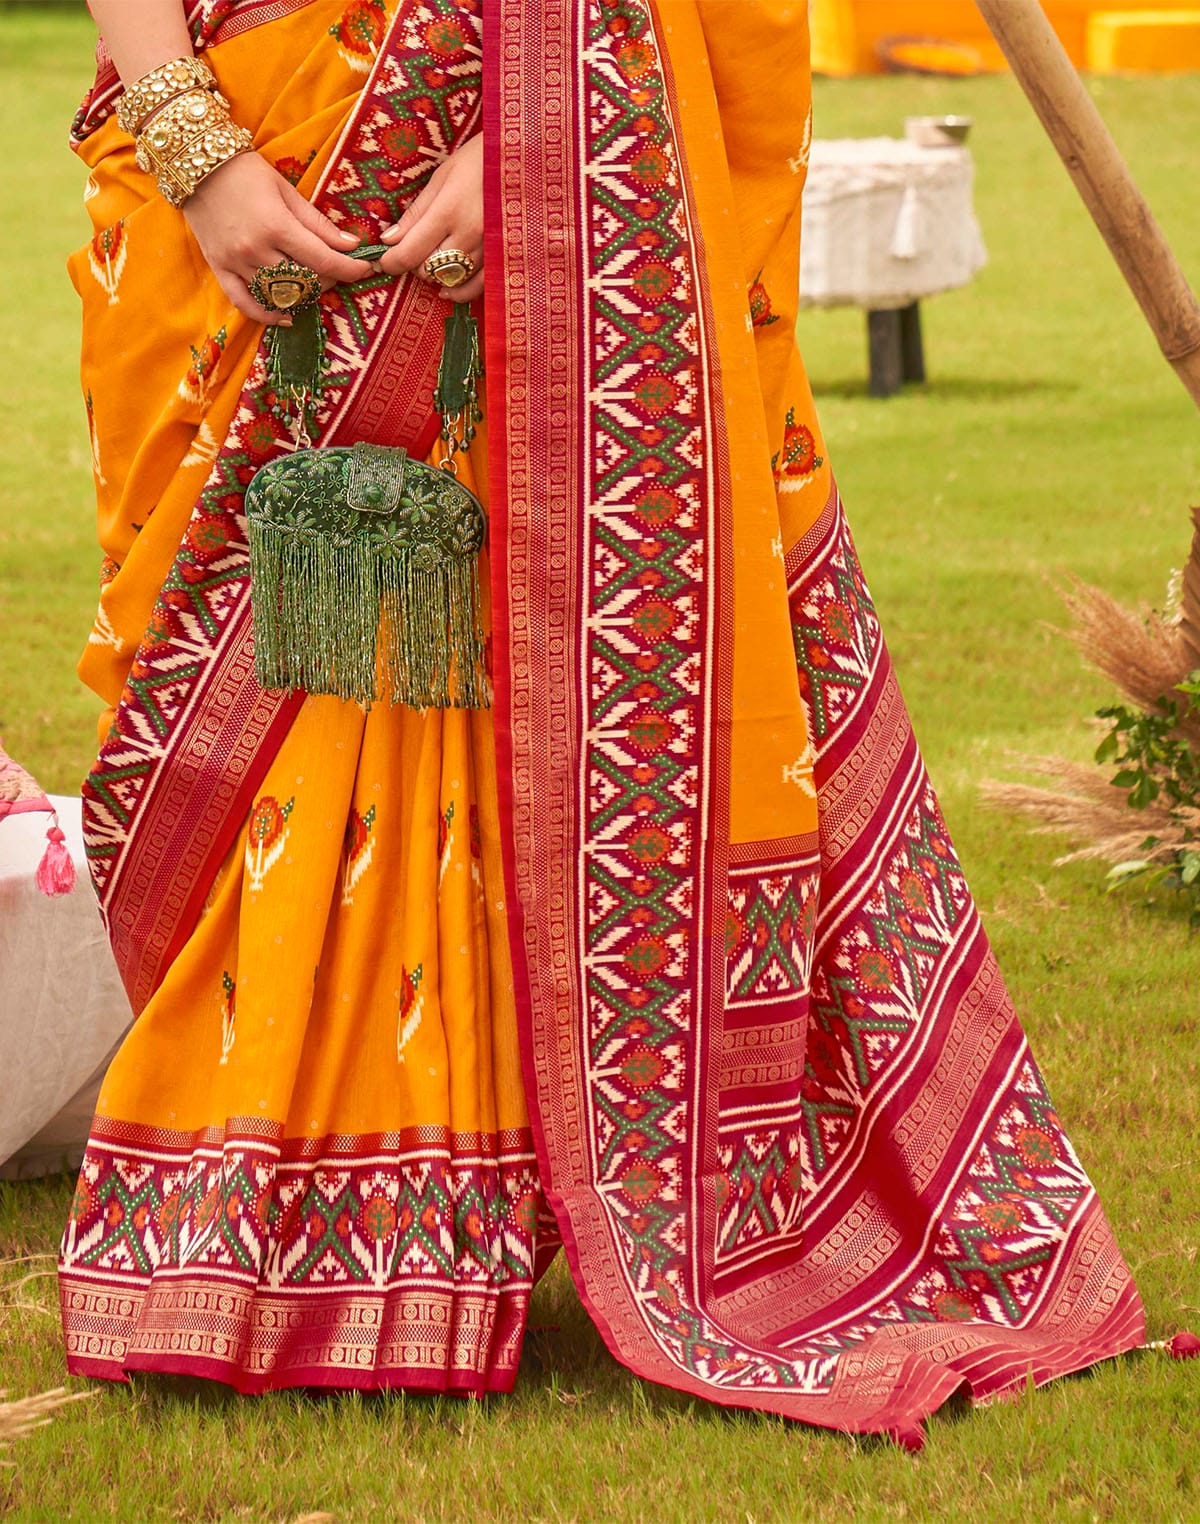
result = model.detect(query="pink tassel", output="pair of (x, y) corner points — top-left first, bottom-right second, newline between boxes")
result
(1169, 1331), (1200, 1360)
(35, 824), (76, 896)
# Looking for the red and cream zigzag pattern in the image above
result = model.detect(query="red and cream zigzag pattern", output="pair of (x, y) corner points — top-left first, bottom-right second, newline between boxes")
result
(61, 1120), (540, 1393)
(493, 0), (1142, 1439)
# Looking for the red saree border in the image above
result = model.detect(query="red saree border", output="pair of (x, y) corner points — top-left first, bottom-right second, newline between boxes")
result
(80, 1113), (538, 1161)
(490, 0), (754, 1400)
(84, 0), (484, 1011)
(61, 1119), (540, 1395)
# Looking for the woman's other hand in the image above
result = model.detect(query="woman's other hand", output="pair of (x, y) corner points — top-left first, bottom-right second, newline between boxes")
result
(377, 134), (483, 303)
(183, 151), (373, 325)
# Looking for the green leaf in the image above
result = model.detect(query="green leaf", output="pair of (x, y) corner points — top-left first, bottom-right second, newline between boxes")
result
(1130, 775), (1159, 809)
(1094, 732), (1119, 764)
(1106, 859), (1152, 883)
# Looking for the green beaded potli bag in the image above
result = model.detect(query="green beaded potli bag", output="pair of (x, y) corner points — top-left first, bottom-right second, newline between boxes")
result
(245, 295), (488, 711)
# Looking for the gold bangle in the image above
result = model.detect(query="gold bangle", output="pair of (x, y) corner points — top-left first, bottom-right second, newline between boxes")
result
(135, 90), (253, 207)
(155, 122), (255, 208)
(115, 55), (217, 137)
(135, 88), (229, 173)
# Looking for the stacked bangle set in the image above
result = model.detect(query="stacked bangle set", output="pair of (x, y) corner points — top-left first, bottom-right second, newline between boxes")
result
(117, 55), (253, 207)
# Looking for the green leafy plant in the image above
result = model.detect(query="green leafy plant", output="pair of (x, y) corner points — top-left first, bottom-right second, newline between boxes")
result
(1096, 674), (1200, 917)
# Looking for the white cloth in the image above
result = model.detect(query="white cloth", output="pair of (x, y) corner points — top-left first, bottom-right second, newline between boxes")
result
(800, 137), (987, 310)
(0, 795), (131, 1177)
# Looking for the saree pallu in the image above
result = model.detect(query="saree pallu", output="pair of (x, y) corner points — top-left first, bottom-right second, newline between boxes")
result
(60, 0), (1144, 1441)
(484, 0), (1142, 1445)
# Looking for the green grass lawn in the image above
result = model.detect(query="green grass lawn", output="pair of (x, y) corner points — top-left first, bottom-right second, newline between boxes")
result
(1, 8), (1198, 1522)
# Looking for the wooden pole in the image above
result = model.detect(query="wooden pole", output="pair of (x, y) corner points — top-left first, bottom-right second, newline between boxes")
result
(975, 0), (1200, 412)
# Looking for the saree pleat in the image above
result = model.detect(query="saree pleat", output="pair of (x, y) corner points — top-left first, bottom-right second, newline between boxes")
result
(61, 0), (1144, 1439)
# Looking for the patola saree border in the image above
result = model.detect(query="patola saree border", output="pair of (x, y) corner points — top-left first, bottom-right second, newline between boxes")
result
(60, 1119), (540, 1394)
(488, 0), (756, 1399)
(488, 0), (1144, 1442)
(84, 0), (483, 1011)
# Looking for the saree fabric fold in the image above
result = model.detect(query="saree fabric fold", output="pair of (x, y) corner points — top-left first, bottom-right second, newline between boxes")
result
(60, 0), (1143, 1440)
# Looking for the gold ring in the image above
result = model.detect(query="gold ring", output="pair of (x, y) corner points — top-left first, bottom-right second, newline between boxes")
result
(422, 248), (476, 288)
(248, 258), (322, 314)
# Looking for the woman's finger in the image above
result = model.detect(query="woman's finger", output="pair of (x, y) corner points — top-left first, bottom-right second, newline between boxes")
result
(213, 263), (294, 326)
(283, 182), (367, 253)
(379, 213), (483, 277)
(381, 175), (440, 244)
(273, 220), (374, 286)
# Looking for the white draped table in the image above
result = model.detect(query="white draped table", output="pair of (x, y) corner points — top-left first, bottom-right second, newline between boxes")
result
(800, 136), (987, 395)
(0, 796), (131, 1178)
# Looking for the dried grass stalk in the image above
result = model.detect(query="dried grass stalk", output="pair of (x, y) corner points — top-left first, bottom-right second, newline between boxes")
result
(1056, 576), (1190, 717)
(982, 761), (1199, 865)
(1181, 506), (1200, 675)
(0, 1387), (90, 1456)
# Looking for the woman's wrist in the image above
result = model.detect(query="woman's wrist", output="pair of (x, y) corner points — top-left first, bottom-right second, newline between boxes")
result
(132, 81), (254, 207)
(113, 53), (255, 209)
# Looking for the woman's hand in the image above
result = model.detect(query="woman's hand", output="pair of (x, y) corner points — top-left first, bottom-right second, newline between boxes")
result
(183, 151), (373, 325)
(377, 134), (484, 303)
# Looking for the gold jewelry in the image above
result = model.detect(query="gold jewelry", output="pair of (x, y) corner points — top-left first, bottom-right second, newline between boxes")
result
(135, 89), (253, 207)
(116, 55), (217, 137)
(248, 258), (323, 314)
(422, 248), (476, 288)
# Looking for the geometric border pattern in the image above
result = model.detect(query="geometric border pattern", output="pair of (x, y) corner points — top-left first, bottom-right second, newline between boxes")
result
(61, 1121), (540, 1394)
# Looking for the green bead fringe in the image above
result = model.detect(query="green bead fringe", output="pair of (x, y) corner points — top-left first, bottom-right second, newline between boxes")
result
(247, 522), (488, 711)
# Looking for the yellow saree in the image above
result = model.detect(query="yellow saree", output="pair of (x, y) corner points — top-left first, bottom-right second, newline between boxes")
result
(61, 0), (1144, 1443)
(63, 0), (541, 1394)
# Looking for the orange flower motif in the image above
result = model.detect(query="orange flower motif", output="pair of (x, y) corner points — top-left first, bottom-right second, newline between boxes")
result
(180, 328), (227, 405)
(424, 16), (468, 55)
(856, 947), (894, 991)
(362, 1193), (397, 1240)
(615, 37), (656, 79)
(513, 1191), (540, 1238)
(933, 1289), (974, 1321)
(70, 1180), (94, 1223)
(774, 407), (824, 490)
(749, 273), (780, 327)
(88, 219), (127, 303)
(245, 795), (295, 892)
(330, 0), (384, 69)
(396, 962), (426, 1059)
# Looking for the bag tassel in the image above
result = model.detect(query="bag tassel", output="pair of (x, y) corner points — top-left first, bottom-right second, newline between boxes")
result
(246, 304), (489, 712)
(35, 821), (76, 897)
(248, 521), (488, 711)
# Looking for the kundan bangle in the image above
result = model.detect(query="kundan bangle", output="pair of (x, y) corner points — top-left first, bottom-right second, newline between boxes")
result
(115, 54), (217, 137)
(135, 89), (253, 207)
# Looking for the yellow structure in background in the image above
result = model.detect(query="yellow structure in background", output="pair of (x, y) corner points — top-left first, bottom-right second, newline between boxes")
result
(811, 0), (1200, 73)
(1087, 10), (1200, 70)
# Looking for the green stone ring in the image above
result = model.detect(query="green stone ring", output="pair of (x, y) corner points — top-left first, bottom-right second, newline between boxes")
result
(248, 258), (322, 314)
